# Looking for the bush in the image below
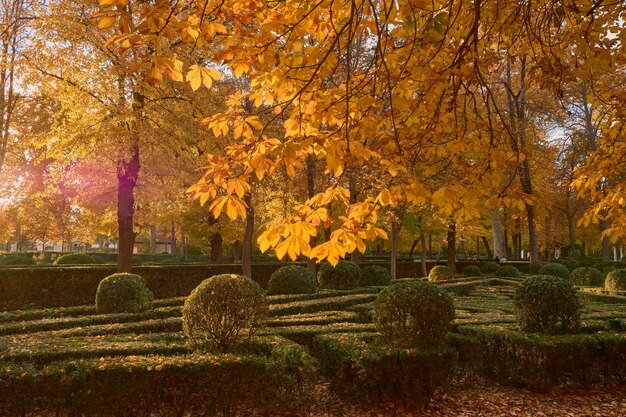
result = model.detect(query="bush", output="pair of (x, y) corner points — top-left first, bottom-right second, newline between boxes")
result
(267, 266), (316, 295)
(90, 255), (107, 264)
(605, 269), (626, 294)
(0, 255), (35, 266)
(481, 262), (500, 274)
(317, 261), (361, 289)
(602, 265), (617, 275)
(514, 275), (579, 334)
(183, 274), (268, 352)
(570, 267), (604, 287)
(495, 265), (520, 278)
(55, 253), (96, 265)
(359, 265), (391, 286)
(538, 262), (570, 279)
(463, 265), (481, 277)
(314, 333), (455, 407)
(428, 265), (453, 281)
(95, 273), (154, 314)
(374, 281), (455, 348)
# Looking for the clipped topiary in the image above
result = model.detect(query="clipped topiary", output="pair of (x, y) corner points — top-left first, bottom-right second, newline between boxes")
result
(570, 267), (604, 287)
(90, 255), (107, 264)
(183, 274), (268, 352)
(481, 262), (500, 274)
(538, 262), (570, 280)
(514, 275), (579, 334)
(55, 253), (95, 265)
(360, 265), (391, 286)
(0, 255), (35, 266)
(317, 260), (361, 289)
(605, 269), (626, 294)
(428, 265), (453, 281)
(463, 265), (481, 277)
(95, 273), (154, 314)
(495, 265), (520, 278)
(374, 281), (455, 348)
(267, 265), (316, 295)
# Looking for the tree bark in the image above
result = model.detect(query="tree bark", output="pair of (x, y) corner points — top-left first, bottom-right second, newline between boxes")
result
(491, 211), (506, 259)
(180, 227), (185, 256)
(420, 232), (427, 277)
(447, 221), (456, 273)
(117, 140), (140, 273)
(242, 192), (254, 278)
(149, 225), (157, 254)
(232, 239), (241, 262)
(408, 239), (419, 258)
(481, 236), (492, 258)
(390, 220), (401, 279)
(208, 214), (222, 262)
(170, 222), (176, 255)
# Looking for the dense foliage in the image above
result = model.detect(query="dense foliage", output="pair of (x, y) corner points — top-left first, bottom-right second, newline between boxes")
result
(266, 265), (316, 295)
(317, 261), (361, 290)
(182, 274), (268, 352)
(359, 265), (391, 286)
(605, 269), (626, 293)
(538, 263), (571, 280)
(95, 273), (154, 314)
(570, 267), (604, 287)
(374, 281), (455, 348)
(463, 265), (481, 277)
(55, 253), (99, 265)
(428, 265), (453, 282)
(514, 275), (579, 334)
(495, 265), (520, 278)
(481, 262), (501, 274)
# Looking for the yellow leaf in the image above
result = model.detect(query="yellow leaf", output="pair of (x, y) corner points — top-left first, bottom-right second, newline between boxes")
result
(225, 198), (239, 220)
(155, 364), (164, 371)
(98, 16), (116, 29)
(209, 196), (228, 218)
(186, 65), (202, 91)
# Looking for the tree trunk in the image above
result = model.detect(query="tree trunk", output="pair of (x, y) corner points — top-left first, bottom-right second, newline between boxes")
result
(170, 222), (176, 255)
(232, 239), (241, 262)
(117, 140), (140, 273)
(481, 236), (492, 258)
(601, 235), (610, 262)
(420, 233), (427, 277)
(180, 228), (185, 256)
(149, 225), (157, 254)
(390, 221), (401, 280)
(306, 156), (317, 275)
(447, 221), (456, 273)
(208, 213), (222, 262)
(491, 211), (506, 259)
(408, 239), (419, 258)
(242, 192), (254, 278)
(428, 233), (432, 259)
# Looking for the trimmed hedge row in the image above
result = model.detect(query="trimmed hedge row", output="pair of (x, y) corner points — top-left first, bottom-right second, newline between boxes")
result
(0, 336), (316, 417)
(313, 333), (455, 407)
(452, 325), (626, 391)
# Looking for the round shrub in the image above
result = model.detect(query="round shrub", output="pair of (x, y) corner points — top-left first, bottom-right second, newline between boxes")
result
(514, 275), (579, 334)
(570, 267), (604, 287)
(317, 260), (361, 289)
(481, 262), (500, 274)
(95, 273), (154, 314)
(605, 269), (626, 294)
(559, 259), (578, 272)
(360, 265), (391, 286)
(463, 265), (481, 277)
(0, 255), (35, 266)
(267, 265), (316, 295)
(428, 265), (453, 282)
(182, 274), (268, 352)
(374, 281), (455, 348)
(538, 262), (570, 280)
(55, 253), (95, 265)
(495, 265), (520, 278)
(603, 265), (617, 275)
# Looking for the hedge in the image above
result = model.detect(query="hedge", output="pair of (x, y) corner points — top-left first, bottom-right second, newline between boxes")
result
(312, 333), (455, 407)
(452, 325), (626, 391)
(0, 336), (316, 417)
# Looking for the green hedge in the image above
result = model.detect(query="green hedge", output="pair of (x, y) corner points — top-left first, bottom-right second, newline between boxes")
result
(0, 264), (307, 311)
(312, 333), (455, 407)
(452, 325), (626, 391)
(0, 336), (316, 417)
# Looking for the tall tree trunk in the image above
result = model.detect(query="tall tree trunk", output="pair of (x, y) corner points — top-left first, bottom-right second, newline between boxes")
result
(180, 227), (185, 256)
(491, 211), (506, 259)
(232, 239), (241, 262)
(390, 221), (401, 279)
(149, 225), (157, 253)
(420, 233), (428, 277)
(408, 239), (419, 258)
(242, 192), (254, 278)
(117, 140), (140, 273)
(447, 221), (456, 273)
(170, 222), (176, 255)
(481, 236), (492, 258)
(428, 233), (432, 258)
(208, 214), (222, 262)
(306, 156), (317, 274)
